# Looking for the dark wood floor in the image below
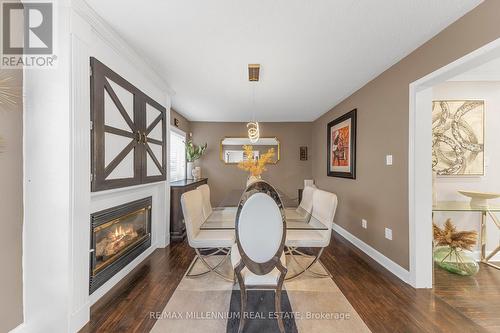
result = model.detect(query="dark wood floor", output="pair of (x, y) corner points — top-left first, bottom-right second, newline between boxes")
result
(433, 262), (500, 332)
(80, 232), (499, 333)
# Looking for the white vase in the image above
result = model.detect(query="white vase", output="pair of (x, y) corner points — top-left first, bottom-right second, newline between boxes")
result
(192, 167), (201, 179)
(187, 162), (194, 180)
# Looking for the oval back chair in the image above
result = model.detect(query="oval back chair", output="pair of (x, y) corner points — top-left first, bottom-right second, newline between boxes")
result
(232, 180), (287, 333)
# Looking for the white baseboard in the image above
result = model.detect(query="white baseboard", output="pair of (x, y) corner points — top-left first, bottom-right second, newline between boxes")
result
(473, 250), (500, 262)
(70, 303), (90, 333)
(9, 323), (27, 333)
(332, 223), (411, 284)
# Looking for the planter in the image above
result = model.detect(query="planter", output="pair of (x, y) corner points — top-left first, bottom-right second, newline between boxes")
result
(186, 162), (194, 180)
(433, 246), (479, 276)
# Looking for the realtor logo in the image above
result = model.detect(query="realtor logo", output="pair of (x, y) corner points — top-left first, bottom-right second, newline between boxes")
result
(1, 1), (56, 68)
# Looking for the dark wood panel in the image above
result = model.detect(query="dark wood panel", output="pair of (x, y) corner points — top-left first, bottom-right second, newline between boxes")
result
(90, 57), (167, 192)
(80, 231), (497, 333)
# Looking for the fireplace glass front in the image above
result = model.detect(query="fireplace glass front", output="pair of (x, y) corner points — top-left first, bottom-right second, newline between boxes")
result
(90, 197), (152, 293)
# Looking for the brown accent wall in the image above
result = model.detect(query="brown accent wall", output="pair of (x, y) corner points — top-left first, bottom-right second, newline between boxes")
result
(0, 68), (23, 331)
(312, 0), (500, 269)
(170, 108), (191, 135)
(191, 122), (312, 206)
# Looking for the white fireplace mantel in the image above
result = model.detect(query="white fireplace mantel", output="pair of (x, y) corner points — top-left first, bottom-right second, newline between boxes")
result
(19, 1), (172, 332)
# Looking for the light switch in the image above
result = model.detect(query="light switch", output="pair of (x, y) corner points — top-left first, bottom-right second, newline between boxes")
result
(385, 228), (393, 240)
(386, 155), (393, 166)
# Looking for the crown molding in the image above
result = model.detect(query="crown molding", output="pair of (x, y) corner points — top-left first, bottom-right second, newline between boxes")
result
(71, 0), (175, 97)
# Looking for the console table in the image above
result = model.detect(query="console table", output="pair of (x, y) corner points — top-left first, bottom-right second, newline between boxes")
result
(433, 201), (500, 270)
(170, 178), (208, 242)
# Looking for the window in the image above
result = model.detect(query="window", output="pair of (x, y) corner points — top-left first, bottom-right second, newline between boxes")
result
(169, 128), (186, 181)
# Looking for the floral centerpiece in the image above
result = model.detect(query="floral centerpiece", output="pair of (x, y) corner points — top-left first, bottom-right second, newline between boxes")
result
(185, 140), (207, 179)
(238, 145), (275, 185)
(433, 219), (479, 276)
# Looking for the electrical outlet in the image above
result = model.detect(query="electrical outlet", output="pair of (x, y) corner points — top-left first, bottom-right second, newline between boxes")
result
(362, 219), (367, 229)
(385, 228), (393, 240)
(386, 155), (393, 166)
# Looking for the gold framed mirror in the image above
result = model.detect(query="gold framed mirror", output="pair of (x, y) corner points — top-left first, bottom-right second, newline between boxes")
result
(220, 137), (280, 164)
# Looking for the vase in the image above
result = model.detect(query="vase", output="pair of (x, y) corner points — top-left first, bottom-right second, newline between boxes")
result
(186, 162), (194, 180)
(246, 175), (261, 186)
(433, 246), (479, 276)
(192, 166), (201, 179)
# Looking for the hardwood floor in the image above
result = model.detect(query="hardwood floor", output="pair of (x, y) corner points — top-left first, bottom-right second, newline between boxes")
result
(433, 261), (500, 332)
(80, 232), (498, 333)
(80, 242), (195, 333)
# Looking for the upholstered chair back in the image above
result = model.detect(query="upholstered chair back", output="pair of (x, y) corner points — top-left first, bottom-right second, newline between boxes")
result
(235, 181), (286, 275)
(299, 185), (316, 213)
(311, 189), (338, 230)
(180, 189), (204, 247)
(197, 184), (213, 219)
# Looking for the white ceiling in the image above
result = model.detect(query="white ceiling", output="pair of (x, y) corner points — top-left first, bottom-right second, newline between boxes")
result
(86, 0), (482, 122)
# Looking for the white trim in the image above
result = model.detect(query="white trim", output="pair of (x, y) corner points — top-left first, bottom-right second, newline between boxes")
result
(332, 223), (411, 284)
(71, 0), (175, 96)
(9, 323), (27, 333)
(408, 37), (500, 288)
(69, 304), (90, 333)
(473, 250), (500, 262)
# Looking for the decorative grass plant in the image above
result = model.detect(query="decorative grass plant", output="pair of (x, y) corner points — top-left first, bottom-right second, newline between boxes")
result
(237, 145), (275, 177)
(433, 219), (479, 276)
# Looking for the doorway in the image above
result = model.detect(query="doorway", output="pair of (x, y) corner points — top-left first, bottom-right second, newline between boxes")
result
(409, 37), (500, 288)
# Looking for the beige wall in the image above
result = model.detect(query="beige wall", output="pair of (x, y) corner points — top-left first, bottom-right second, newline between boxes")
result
(0, 69), (23, 331)
(191, 122), (312, 206)
(311, 0), (500, 269)
(170, 108), (191, 135)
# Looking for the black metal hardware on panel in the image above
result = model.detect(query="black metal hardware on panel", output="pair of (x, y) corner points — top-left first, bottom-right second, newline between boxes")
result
(90, 57), (167, 192)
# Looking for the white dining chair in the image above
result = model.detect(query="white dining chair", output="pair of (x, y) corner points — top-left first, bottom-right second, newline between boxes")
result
(285, 188), (337, 280)
(197, 184), (237, 222)
(231, 181), (287, 333)
(285, 185), (316, 221)
(181, 188), (235, 281)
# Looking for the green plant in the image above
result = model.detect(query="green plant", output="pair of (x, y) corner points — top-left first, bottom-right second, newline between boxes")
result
(185, 140), (207, 162)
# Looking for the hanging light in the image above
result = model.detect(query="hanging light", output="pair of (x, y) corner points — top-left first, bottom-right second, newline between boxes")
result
(247, 64), (260, 143)
(247, 121), (260, 143)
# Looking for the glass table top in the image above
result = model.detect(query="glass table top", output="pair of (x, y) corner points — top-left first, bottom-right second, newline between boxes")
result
(199, 188), (328, 231)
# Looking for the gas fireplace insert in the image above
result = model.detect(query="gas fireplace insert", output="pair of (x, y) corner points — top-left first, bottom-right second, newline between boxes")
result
(89, 197), (152, 294)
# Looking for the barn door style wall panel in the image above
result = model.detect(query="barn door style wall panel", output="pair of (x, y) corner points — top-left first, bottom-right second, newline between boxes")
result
(142, 95), (167, 183)
(91, 58), (167, 192)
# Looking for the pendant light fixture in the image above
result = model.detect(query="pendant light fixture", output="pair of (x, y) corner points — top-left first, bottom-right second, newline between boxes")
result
(247, 64), (260, 143)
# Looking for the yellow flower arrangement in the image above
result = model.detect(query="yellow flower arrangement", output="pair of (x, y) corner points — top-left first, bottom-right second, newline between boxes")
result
(237, 145), (275, 177)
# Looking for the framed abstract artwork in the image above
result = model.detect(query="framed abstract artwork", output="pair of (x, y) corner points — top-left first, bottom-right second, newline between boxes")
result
(327, 109), (357, 178)
(432, 100), (484, 176)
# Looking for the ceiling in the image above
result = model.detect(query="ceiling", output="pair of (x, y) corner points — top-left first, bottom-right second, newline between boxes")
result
(86, 0), (482, 122)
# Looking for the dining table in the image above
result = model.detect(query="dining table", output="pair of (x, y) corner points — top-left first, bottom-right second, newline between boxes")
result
(200, 188), (328, 231)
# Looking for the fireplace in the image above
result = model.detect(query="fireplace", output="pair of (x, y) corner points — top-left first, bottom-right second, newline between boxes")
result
(90, 197), (152, 294)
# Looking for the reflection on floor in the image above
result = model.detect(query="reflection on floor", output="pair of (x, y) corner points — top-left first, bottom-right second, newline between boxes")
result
(80, 232), (495, 333)
(433, 262), (500, 333)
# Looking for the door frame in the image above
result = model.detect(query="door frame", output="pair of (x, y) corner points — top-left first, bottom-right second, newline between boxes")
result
(408, 37), (500, 288)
